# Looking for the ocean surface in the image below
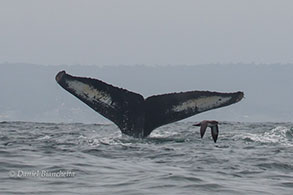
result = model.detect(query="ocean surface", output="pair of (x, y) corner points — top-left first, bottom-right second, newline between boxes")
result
(1, 121), (293, 195)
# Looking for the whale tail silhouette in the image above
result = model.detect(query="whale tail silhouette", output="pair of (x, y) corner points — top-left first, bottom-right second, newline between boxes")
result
(56, 71), (244, 138)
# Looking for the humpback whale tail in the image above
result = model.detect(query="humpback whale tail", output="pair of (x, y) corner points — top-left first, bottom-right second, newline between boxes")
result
(56, 71), (244, 138)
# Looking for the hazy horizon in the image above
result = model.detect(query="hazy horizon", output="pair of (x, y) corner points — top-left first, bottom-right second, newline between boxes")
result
(1, 63), (292, 123)
(1, 1), (292, 123)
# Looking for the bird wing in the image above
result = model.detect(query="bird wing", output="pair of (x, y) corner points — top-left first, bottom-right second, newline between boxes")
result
(210, 125), (219, 143)
(200, 121), (208, 138)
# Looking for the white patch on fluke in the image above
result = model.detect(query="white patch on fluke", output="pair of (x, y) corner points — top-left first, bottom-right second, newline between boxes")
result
(66, 80), (115, 108)
(172, 96), (231, 112)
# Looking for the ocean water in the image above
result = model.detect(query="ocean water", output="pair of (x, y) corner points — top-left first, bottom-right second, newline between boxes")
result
(0, 121), (293, 195)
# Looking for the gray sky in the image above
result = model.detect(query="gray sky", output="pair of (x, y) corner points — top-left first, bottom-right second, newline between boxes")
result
(1, 0), (293, 65)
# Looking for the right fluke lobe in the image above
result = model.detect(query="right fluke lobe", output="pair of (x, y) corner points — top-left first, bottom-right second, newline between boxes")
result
(55, 70), (66, 83)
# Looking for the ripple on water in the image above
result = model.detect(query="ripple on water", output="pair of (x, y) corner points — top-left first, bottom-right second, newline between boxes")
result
(1, 121), (293, 195)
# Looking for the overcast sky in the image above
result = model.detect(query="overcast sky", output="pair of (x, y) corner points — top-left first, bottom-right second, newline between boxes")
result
(1, 0), (293, 66)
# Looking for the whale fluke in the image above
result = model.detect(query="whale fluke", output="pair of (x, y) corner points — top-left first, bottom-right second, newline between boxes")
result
(193, 120), (219, 143)
(56, 71), (243, 138)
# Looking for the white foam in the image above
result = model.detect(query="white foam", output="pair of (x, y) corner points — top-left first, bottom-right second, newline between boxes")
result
(66, 80), (115, 108)
(38, 135), (51, 140)
(172, 96), (231, 112)
(240, 126), (293, 146)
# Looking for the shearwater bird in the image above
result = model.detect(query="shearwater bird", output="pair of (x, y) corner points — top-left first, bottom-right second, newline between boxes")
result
(193, 120), (219, 143)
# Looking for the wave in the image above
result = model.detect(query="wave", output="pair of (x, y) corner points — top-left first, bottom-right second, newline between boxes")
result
(236, 126), (293, 146)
